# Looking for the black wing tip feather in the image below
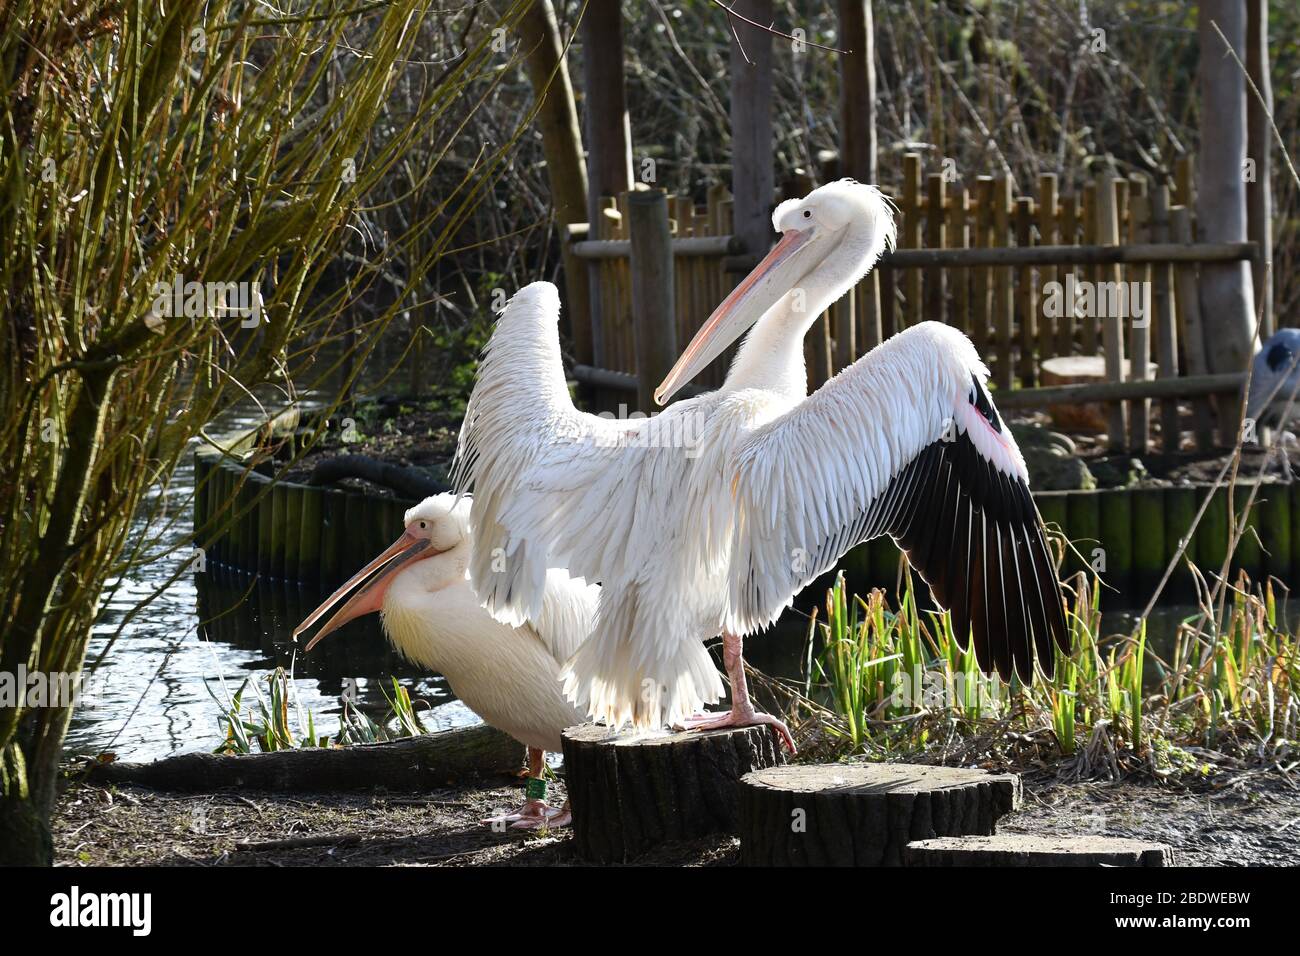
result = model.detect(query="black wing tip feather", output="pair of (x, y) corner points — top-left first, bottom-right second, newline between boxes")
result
(886, 431), (1068, 685)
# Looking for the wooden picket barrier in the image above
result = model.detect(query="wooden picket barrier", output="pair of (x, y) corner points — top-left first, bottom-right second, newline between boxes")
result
(569, 155), (1258, 453)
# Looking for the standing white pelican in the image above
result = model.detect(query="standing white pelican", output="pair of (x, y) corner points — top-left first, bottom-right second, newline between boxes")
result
(455, 179), (1068, 752)
(293, 493), (597, 828)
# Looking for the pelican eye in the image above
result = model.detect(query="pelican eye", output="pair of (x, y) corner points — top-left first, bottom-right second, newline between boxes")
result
(802, 209), (812, 219)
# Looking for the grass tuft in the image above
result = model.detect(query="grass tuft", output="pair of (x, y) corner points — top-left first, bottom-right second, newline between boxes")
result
(803, 565), (1297, 779)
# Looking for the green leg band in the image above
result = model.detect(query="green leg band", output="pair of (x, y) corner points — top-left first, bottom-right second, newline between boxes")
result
(525, 776), (547, 801)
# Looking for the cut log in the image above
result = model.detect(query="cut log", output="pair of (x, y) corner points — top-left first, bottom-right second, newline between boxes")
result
(738, 763), (1020, 866)
(83, 726), (522, 792)
(905, 833), (1174, 867)
(562, 724), (784, 863)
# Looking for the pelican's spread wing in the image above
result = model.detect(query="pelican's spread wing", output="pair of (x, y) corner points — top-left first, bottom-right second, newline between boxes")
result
(454, 281), (727, 728)
(532, 569), (600, 666)
(728, 321), (1068, 682)
(453, 282), (628, 624)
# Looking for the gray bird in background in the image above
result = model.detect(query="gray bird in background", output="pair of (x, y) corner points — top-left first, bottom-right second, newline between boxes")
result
(1247, 328), (1300, 428)
(1246, 328), (1300, 477)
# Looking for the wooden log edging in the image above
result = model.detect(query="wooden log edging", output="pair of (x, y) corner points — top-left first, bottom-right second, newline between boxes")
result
(83, 725), (523, 793)
(194, 449), (416, 590)
(198, 450), (1295, 601)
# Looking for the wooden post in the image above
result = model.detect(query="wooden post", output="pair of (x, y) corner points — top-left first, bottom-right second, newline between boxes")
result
(832, 296), (854, 374)
(993, 175), (1013, 389)
(227, 470), (246, 570)
(1058, 193), (1079, 356)
(207, 461), (227, 567)
(256, 470), (274, 576)
(729, 0), (774, 260)
(297, 485), (323, 585)
(925, 172), (945, 324)
(839, 0), (878, 353)
(563, 724), (783, 864)
(879, 260), (897, 340)
(1259, 485), (1290, 585)
(241, 472), (264, 572)
(341, 492), (366, 583)
(1231, 483), (1263, 581)
(972, 176), (994, 357)
(284, 483), (305, 581)
(1194, 485), (1230, 578)
(1291, 483), (1300, 586)
(1246, 0), (1273, 335)
(193, 451), (211, 552)
(628, 190), (677, 413)
(1015, 196), (1036, 385)
(270, 481), (289, 580)
(1150, 186), (1181, 451)
(318, 488), (346, 590)
(1099, 488), (1134, 600)
(1127, 182), (1152, 454)
(1034, 491), (1068, 540)
(1197, 1), (1257, 376)
(1132, 487), (1166, 596)
(1095, 175), (1127, 451)
(581, 1), (632, 368)
(1037, 174), (1059, 360)
(948, 184), (969, 338)
(1164, 486), (1198, 598)
(837, 0), (876, 182)
(1171, 206), (1217, 449)
(1066, 490), (1101, 579)
(518, 0), (592, 365)
(859, 271), (882, 350)
(902, 154), (923, 328)
(1081, 181), (1098, 356)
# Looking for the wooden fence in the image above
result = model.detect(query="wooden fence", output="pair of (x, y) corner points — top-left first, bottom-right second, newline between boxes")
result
(568, 154), (1259, 454)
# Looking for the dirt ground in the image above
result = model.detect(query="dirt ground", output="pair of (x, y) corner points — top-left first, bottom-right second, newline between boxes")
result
(52, 768), (1300, 867)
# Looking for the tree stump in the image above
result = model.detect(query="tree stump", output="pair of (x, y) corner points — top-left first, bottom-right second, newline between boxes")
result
(905, 834), (1173, 867)
(562, 724), (784, 863)
(738, 763), (1020, 866)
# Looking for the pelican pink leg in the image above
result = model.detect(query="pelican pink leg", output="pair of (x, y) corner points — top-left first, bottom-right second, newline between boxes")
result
(481, 747), (572, 830)
(676, 633), (796, 754)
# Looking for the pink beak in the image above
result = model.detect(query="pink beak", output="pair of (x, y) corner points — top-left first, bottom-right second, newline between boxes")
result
(293, 530), (433, 651)
(655, 227), (812, 405)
